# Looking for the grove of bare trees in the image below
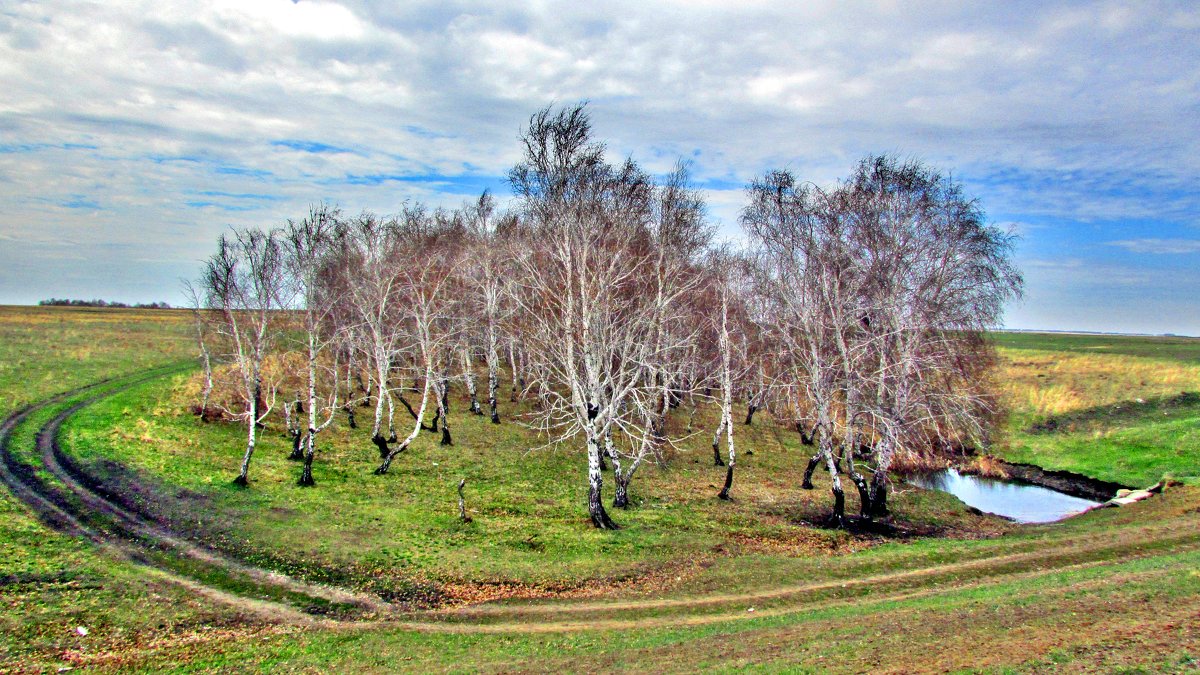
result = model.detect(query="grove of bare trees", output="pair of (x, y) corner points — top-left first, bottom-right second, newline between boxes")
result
(192, 103), (1022, 528)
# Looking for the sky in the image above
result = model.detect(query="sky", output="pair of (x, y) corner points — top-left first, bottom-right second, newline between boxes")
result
(1, 1), (1198, 334)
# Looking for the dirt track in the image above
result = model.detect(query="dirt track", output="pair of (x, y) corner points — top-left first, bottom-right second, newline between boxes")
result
(3, 368), (1199, 637)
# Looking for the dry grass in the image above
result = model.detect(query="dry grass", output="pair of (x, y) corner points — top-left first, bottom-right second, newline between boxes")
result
(999, 349), (1200, 417)
(962, 454), (1010, 479)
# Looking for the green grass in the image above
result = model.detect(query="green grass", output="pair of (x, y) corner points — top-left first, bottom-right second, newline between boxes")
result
(0, 305), (194, 417)
(995, 332), (1200, 486)
(62, 372), (996, 596)
(75, 492), (1200, 672)
(994, 330), (1200, 363)
(4, 310), (1200, 671)
(0, 306), (250, 673)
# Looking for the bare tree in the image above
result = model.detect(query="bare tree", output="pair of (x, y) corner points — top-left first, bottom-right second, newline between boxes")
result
(702, 249), (758, 499)
(339, 212), (407, 459)
(374, 213), (463, 474)
(462, 191), (513, 425)
(843, 155), (1022, 517)
(743, 172), (862, 526)
(744, 157), (1021, 525)
(643, 163), (712, 446)
(202, 227), (288, 486)
(283, 203), (344, 486)
(507, 103), (671, 528)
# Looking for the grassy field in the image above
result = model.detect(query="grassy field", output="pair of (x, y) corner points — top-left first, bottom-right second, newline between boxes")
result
(1, 307), (1198, 672)
(0, 306), (259, 672)
(57, 371), (1003, 601)
(995, 331), (1200, 486)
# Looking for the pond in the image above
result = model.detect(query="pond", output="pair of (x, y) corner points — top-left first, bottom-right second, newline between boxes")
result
(908, 468), (1101, 524)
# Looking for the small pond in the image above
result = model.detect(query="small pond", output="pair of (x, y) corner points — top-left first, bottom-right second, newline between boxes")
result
(908, 468), (1101, 524)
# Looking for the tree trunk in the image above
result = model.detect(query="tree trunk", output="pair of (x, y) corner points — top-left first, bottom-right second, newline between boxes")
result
(395, 394), (430, 428)
(849, 471), (871, 518)
(298, 430), (316, 486)
(287, 429), (304, 461)
(438, 395), (453, 446)
(798, 423), (816, 446)
(462, 350), (482, 416)
(234, 402), (256, 486)
(613, 474), (630, 508)
(717, 363), (736, 498)
(744, 404), (757, 426)
(587, 435), (618, 529)
(386, 394), (398, 443)
(711, 421), (726, 466)
(487, 349), (501, 424)
(373, 442), (407, 475)
(372, 434), (390, 459)
(801, 452), (821, 489)
(371, 373), (387, 444)
(375, 373), (432, 475)
(830, 484), (846, 527)
(717, 463), (734, 501)
(457, 479), (471, 523)
(869, 470), (890, 518)
(254, 381), (267, 429)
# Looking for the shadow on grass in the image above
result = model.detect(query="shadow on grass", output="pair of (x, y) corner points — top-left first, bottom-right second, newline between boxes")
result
(1027, 391), (1200, 435)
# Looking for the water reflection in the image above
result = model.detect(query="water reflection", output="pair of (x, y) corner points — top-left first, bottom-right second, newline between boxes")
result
(908, 468), (1100, 524)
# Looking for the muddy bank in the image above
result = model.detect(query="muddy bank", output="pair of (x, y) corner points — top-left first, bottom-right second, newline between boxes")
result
(972, 460), (1130, 503)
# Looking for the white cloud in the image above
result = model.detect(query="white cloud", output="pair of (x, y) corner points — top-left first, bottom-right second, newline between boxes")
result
(0, 0), (1197, 330)
(1108, 238), (1200, 254)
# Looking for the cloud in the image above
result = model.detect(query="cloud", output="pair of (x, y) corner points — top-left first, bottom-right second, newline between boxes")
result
(1107, 238), (1200, 254)
(270, 140), (356, 154)
(0, 0), (1197, 330)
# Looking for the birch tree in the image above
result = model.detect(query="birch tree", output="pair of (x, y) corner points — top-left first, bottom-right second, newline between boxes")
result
(283, 203), (344, 486)
(644, 164), (712, 445)
(743, 172), (859, 526)
(339, 212), (407, 459)
(507, 103), (667, 528)
(374, 213), (464, 474)
(462, 191), (512, 424)
(202, 227), (287, 486)
(704, 249), (751, 499)
(845, 155), (1022, 517)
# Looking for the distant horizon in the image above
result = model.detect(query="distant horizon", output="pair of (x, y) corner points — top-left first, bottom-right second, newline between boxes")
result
(4, 301), (1196, 340)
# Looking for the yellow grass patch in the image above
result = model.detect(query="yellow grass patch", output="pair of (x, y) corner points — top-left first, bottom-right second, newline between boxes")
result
(999, 349), (1200, 416)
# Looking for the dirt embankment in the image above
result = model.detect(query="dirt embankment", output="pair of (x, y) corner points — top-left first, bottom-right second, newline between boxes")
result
(997, 461), (1130, 502)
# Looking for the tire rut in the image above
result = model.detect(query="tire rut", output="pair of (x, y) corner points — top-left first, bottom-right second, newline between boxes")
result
(0, 368), (382, 624)
(438, 521), (1200, 622)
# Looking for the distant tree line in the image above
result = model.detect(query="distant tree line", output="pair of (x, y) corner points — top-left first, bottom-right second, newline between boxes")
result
(188, 103), (1023, 528)
(39, 298), (172, 309)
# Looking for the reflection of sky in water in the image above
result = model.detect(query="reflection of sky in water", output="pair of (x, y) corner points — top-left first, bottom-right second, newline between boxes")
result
(909, 468), (1100, 524)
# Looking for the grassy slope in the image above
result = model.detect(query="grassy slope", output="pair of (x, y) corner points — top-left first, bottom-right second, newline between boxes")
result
(995, 331), (1200, 485)
(3, 311), (1199, 672)
(61, 372), (1001, 599)
(87, 488), (1200, 673)
(0, 306), (266, 673)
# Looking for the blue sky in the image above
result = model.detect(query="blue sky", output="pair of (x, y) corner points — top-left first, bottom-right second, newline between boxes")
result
(1, 1), (1198, 334)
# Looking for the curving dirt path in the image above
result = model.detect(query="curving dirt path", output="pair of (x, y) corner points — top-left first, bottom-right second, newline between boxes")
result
(0, 368), (383, 625)
(3, 368), (1198, 637)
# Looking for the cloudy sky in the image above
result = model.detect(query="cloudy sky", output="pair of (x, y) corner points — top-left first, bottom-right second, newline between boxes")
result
(1, 1), (1198, 333)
